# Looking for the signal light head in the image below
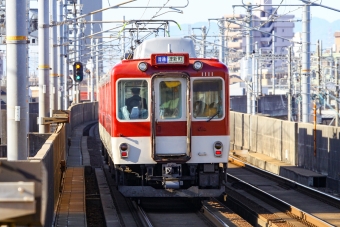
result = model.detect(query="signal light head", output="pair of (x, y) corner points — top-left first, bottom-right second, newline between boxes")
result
(73, 62), (84, 82)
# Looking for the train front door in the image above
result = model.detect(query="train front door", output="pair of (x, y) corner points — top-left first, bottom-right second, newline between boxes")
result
(152, 74), (191, 162)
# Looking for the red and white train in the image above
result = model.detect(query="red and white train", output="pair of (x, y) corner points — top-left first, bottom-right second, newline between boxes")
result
(98, 37), (230, 197)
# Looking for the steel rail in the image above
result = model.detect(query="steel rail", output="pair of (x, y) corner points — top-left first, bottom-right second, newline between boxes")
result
(228, 157), (337, 227)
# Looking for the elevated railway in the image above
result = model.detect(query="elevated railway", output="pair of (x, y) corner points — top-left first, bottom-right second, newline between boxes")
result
(1, 103), (340, 226)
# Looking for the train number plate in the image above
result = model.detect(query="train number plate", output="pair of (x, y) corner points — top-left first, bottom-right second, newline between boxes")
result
(156, 56), (184, 64)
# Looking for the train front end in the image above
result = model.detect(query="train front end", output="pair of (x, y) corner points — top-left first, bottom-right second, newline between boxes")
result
(99, 37), (230, 197)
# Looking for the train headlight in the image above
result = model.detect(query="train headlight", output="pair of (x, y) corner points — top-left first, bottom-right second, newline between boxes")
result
(138, 62), (148, 72)
(193, 61), (203, 71)
(120, 143), (129, 158)
(213, 141), (223, 157)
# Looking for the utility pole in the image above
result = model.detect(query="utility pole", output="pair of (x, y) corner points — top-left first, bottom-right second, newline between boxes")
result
(6, 0), (28, 160)
(38, 0), (50, 133)
(301, 4), (311, 123)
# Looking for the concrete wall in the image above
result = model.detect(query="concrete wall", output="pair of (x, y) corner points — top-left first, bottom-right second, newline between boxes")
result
(230, 111), (340, 189)
(0, 109), (6, 144)
(0, 144), (6, 157)
(0, 102), (98, 225)
(230, 95), (290, 117)
(297, 123), (340, 180)
(68, 102), (98, 130)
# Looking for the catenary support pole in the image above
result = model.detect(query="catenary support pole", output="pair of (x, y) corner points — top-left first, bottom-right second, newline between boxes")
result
(96, 39), (99, 101)
(272, 30), (275, 95)
(57, 0), (64, 109)
(219, 17), (225, 63)
(201, 26), (206, 58)
(50, 0), (58, 114)
(73, 3), (79, 103)
(246, 3), (253, 114)
(316, 40), (321, 116)
(288, 46), (292, 121)
(6, 0), (28, 160)
(64, 22), (69, 109)
(90, 14), (95, 102)
(38, 0), (50, 133)
(335, 60), (339, 127)
(301, 4), (311, 122)
(259, 48), (262, 96)
(122, 16), (126, 58)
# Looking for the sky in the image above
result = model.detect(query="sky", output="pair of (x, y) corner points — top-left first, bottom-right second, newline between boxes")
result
(101, 0), (340, 25)
(25, 0), (340, 75)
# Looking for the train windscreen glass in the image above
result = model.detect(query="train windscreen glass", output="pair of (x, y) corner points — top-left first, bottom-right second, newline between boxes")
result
(117, 79), (148, 120)
(192, 79), (223, 119)
(159, 81), (182, 119)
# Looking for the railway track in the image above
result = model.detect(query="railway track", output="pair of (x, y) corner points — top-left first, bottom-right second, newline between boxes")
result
(85, 123), (251, 227)
(85, 123), (340, 226)
(134, 198), (252, 227)
(134, 198), (216, 227)
(225, 157), (340, 227)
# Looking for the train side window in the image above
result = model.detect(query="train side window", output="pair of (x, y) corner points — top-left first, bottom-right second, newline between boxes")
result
(159, 81), (182, 119)
(117, 80), (148, 120)
(192, 79), (223, 119)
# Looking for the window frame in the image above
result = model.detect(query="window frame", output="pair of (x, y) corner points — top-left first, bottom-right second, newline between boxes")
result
(191, 77), (225, 121)
(116, 78), (151, 122)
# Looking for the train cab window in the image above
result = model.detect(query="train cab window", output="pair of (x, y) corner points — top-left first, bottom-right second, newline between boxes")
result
(192, 79), (223, 119)
(117, 80), (148, 120)
(159, 81), (181, 119)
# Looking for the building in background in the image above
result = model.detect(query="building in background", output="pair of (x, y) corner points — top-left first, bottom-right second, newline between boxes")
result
(334, 31), (340, 53)
(225, 0), (295, 85)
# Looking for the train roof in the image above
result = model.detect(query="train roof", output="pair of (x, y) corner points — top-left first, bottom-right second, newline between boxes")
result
(133, 37), (197, 59)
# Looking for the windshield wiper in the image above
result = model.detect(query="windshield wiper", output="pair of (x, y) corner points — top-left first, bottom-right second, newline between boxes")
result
(206, 110), (219, 122)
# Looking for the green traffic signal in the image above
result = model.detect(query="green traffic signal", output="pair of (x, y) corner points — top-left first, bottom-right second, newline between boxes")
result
(73, 62), (83, 82)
